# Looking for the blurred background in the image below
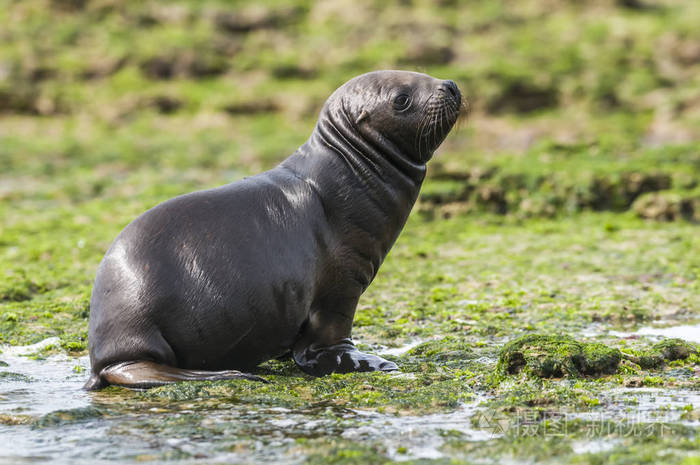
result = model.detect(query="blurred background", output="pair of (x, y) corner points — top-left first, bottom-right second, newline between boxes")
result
(1, 0), (698, 216)
(0, 0), (698, 319)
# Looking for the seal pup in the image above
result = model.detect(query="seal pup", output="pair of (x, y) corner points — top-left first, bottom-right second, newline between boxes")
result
(84, 70), (461, 390)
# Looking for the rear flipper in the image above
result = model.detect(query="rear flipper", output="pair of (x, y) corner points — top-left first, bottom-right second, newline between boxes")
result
(83, 360), (268, 390)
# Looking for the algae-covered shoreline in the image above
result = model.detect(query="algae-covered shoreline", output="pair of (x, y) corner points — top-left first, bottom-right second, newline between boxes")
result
(1, 0), (699, 463)
(2, 213), (698, 464)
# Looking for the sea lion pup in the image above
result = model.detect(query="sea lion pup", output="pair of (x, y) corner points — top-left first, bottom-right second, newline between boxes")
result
(84, 70), (461, 390)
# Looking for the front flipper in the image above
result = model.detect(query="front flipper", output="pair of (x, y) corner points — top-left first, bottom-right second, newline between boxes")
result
(293, 338), (398, 377)
(84, 360), (268, 390)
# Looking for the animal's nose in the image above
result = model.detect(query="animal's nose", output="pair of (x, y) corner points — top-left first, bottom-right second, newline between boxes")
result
(440, 80), (461, 102)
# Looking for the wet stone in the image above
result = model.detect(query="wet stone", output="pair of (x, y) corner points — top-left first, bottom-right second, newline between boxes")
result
(0, 414), (33, 425)
(652, 338), (698, 362)
(622, 338), (699, 369)
(0, 371), (32, 382)
(632, 191), (700, 222)
(498, 334), (621, 378)
(34, 406), (105, 428)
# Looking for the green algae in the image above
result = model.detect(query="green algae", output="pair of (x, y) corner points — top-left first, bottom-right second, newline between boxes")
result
(498, 334), (622, 378)
(123, 332), (696, 423)
(406, 336), (474, 362)
(653, 338), (699, 362)
(633, 190), (700, 222)
(621, 338), (699, 370)
(0, 414), (33, 426)
(2, 203), (698, 462)
(33, 406), (105, 428)
(0, 371), (32, 382)
(0, 0), (699, 463)
(141, 360), (478, 415)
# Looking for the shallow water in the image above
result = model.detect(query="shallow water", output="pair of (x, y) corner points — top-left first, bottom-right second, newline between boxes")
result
(570, 388), (700, 426)
(0, 338), (91, 416)
(342, 395), (495, 461)
(379, 340), (426, 357)
(633, 323), (700, 343)
(1, 337), (697, 464)
(0, 339), (99, 465)
(608, 322), (700, 343)
(0, 339), (492, 464)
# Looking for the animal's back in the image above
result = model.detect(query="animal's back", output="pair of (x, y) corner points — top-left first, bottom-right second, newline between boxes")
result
(88, 168), (324, 374)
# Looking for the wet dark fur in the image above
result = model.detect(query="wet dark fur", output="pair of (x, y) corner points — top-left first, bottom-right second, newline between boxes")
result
(85, 70), (461, 390)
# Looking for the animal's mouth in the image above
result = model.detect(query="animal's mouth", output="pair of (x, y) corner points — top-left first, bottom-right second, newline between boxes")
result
(415, 81), (462, 162)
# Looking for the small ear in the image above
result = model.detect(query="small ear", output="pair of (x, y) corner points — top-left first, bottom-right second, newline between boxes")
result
(355, 110), (368, 125)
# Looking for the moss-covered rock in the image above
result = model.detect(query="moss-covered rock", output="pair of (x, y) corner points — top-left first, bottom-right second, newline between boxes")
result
(632, 190), (700, 222)
(498, 334), (621, 378)
(629, 352), (665, 370)
(652, 338), (698, 362)
(0, 371), (32, 382)
(0, 414), (33, 426)
(34, 407), (105, 427)
(621, 338), (698, 369)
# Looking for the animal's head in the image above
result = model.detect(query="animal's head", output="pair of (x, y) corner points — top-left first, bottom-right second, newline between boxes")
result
(324, 70), (462, 164)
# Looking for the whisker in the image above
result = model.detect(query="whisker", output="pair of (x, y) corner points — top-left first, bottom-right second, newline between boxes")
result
(430, 105), (440, 152)
(439, 104), (449, 146)
(422, 109), (433, 159)
(415, 111), (427, 160)
(413, 88), (466, 161)
(456, 98), (470, 128)
(418, 99), (436, 160)
(416, 119), (424, 160)
(440, 104), (446, 138)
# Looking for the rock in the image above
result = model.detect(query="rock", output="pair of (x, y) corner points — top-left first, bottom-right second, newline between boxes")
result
(498, 334), (621, 378)
(652, 338), (698, 361)
(486, 80), (558, 114)
(222, 100), (279, 115)
(632, 191), (700, 222)
(140, 51), (228, 80)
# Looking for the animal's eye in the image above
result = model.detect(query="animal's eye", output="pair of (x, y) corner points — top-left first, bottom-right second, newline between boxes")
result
(393, 93), (411, 111)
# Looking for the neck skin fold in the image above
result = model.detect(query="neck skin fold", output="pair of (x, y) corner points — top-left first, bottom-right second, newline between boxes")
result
(279, 105), (426, 265)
